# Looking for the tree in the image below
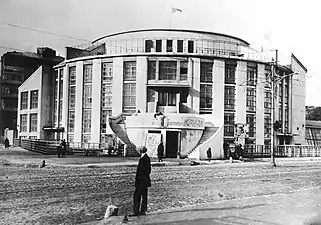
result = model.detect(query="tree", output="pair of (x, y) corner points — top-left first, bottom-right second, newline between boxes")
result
(306, 106), (321, 121)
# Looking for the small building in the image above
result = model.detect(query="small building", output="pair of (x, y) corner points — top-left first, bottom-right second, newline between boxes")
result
(17, 29), (307, 159)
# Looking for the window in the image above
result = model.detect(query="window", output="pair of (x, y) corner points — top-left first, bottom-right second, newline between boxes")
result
(265, 64), (271, 88)
(188, 40), (194, 53)
(68, 110), (75, 132)
(225, 62), (236, 84)
(264, 91), (271, 114)
(30, 90), (38, 109)
(158, 90), (176, 106)
(20, 92), (28, 110)
(246, 88), (256, 112)
(145, 40), (153, 52)
(147, 88), (155, 102)
(148, 61), (156, 80)
(29, 113), (37, 132)
(82, 134), (91, 143)
(123, 83), (136, 114)
(156, 40), (162, 52)
(68, 134), (74, 143)
(200, 84), (212, 109)
(124, 61), (136, 81)
(102, 62), (113, 82)
(166, 40), (173, 52)
(247, 63), (257, 86)
(20, 114), (27, 132)
(224, 86), (235, 110)
(82, 109), (91, 133)
(180, 61), (188, 80)
(68, 86), (76, 109)
(177, 40), (183, 52)
(264, 115), (271, 138)
(83, 85), (92, 108)
(69, 66), (76, 85)
(84, 64), (92, 83)
(246, 114), (256, 138)
(101, 83), (112, 108)
(224, 113), (235, 137)
(200, 62), (213, 82)
(159, 61), (177, 80)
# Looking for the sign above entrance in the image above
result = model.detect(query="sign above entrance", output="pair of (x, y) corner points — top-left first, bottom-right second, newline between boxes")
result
(126, 113), (205, 130)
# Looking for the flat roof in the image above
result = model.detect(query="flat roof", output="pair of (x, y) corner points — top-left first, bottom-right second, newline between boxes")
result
(92, 29), (250, 45)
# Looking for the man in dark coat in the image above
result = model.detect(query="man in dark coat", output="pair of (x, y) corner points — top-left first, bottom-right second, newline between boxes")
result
(4, 138), (10, 149)
(207, 147), (212, 162)
(131, 146), (151, 216)
(157, 142), (164, 162)
(223, 142), (229, 159)
(60, 139), (67, 157)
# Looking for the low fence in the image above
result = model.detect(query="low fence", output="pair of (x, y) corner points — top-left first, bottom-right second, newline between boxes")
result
(17, 139), (123, 156)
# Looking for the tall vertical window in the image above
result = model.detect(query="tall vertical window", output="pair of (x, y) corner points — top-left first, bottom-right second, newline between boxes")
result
(102, 62), (113, 82)
(68, 66), (76, 139)
(166, 40), (173, 52)
(30, 90), (38, 109)
(179, 61), (188, 81)
(124, 61), (136, 81)
(156, 40), (162, 52)
(159, 61), (177, 80)
(246, 88), (256, 112)
(188, 40), (194, 53)
(147, 88), (155, 102)
(177, 40), (183, 52)
(224, 86), (235, 110)
(58, 70), (63, 126)
(123, 83), (136, 115)
(20, 114), (27, 132)
(264, 115), (271, 139)
(148, 60), (156, 80)
(224, 113), (235, 137)
(100, 110), (112, 135)
(29, 113), (37, 132)
(247, 63), (257, 86)
(264, 91), (272, 114)
(158, 90), (176, 106)
(101, 83), (112, 108)
(264, 64), (272, 88)
(225, 61), (236, 84)
(200, 62), (213, 82)
(246, 114), (256, 138)
(200, 84), (212, 109)
(82, 65), (92, 142)
(20, 92), (28, 110)
(53, 70), (58, 126)
(84, 64), (92, 83)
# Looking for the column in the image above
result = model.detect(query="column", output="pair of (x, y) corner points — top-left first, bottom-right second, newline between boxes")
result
(213, 59), (224, 125)
(191, 58), (200, 113)
(256, 64), (265, 145)
(62, 65), (69, 140)
(187, 58), (193, 109)
(91, 59), (102, 143)
(136, 56), (147, 112)
(112, 57), (124, 116)
(235, 61), (246, 124)
(74, 61), (84, 142)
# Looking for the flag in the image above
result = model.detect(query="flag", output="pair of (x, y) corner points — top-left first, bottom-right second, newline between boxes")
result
(172, 7), (183, 14)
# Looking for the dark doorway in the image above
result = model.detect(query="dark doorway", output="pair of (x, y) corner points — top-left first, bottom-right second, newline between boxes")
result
(166, 131), (179, 158)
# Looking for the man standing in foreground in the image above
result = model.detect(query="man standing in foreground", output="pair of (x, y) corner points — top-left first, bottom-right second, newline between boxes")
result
(132, 146), (151, 216)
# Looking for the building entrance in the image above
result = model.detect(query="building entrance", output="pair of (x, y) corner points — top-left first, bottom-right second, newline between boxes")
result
(165, 131), (179, 158)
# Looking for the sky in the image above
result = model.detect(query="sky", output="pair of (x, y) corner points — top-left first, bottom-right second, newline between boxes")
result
(0, 0), (320, 106)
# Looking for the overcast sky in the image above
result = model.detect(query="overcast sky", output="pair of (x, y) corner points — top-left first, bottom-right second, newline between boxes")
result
(0, 0), (320, 106)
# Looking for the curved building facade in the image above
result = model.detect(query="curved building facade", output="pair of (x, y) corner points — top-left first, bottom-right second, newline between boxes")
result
(17, 29), (307, 159)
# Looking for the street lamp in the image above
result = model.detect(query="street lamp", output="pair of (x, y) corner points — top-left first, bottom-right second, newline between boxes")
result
(270, 70), (298, 166)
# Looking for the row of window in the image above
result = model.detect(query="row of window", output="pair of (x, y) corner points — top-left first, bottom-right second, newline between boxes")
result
(20, 113), (37, 132)
(20, 90), (38, 110)
(145, 39), (194, 53)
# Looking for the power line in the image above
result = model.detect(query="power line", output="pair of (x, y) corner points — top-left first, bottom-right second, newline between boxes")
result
(0, 21), (91, 42)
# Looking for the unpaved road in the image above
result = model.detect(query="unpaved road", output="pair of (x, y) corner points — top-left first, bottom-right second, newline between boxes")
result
(2, 160), (321, 224)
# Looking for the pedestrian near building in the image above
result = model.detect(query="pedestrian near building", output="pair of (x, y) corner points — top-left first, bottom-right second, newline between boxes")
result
(131, 146), (151, 216)
(60, 139), (67, 157)
(207, 147), (212, 162)
(4, 138), (10, 149)
(157, 142), (164, 162)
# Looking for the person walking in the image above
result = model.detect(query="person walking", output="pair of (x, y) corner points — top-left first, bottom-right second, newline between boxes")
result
(223, 142), (229, 160)
(131, 146), (151, 217)
(157, 142), (164, 162)
(207, 147), (212, 162)
(60, 139), (67, 158)
(4, 138), (10, 149)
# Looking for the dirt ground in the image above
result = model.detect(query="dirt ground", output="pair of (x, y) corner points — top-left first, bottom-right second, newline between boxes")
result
(2, 147), (321, 224)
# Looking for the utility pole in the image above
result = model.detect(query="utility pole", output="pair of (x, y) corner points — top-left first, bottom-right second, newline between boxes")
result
(270, 50), (278, 167)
